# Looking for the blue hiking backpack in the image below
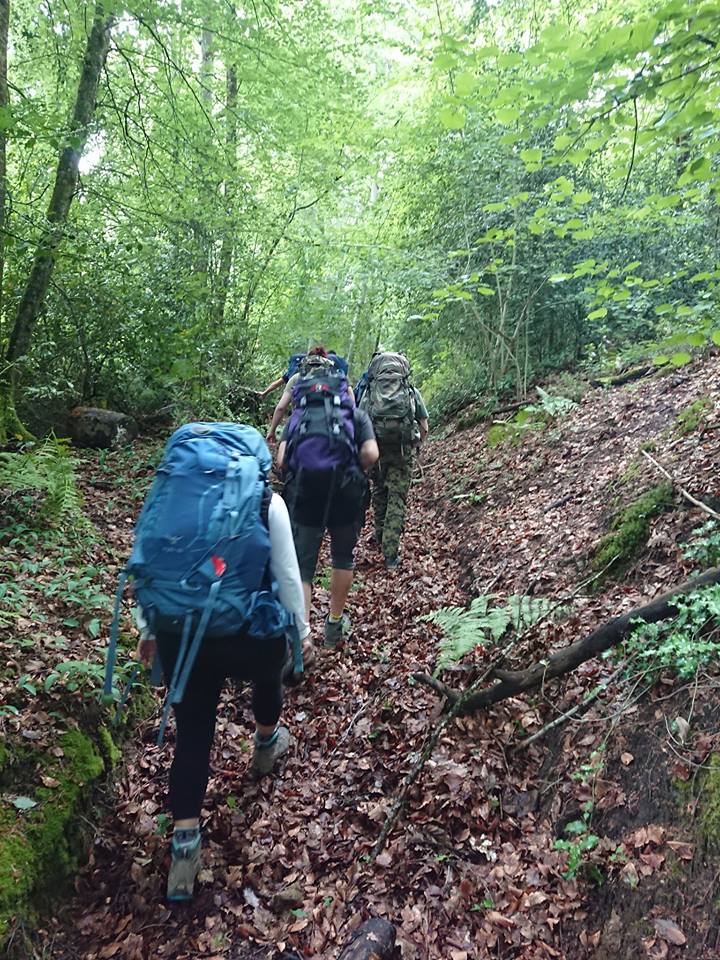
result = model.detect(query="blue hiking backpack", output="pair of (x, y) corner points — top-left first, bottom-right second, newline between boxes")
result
(283, 353), (306, 382)
(103, 423), (300, 743)
(354, 370), (369, 405)
(328, 353), (349, 376)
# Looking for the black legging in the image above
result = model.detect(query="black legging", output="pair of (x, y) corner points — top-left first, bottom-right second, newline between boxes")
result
(156, 630), (287, 820)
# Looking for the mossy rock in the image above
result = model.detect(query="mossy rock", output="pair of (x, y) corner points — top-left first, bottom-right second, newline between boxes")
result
(593, 482), (673, 580)
(0, 727), (105, 951)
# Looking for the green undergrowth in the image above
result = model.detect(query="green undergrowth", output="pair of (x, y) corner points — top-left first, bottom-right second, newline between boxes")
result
(593, 482), (673, 579)
(0, 692), (157, 954)
(0, 728), (104, 949)
(697, 754), (720, 851)
(674, 395), (713, 437)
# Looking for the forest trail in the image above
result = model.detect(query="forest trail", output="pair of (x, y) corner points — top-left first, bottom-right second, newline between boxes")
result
(30, 358), (720, 960)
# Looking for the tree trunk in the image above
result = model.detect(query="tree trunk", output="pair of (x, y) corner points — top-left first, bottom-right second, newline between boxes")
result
(214, 63), (237, 327)
(0, 0), (8, 323)
(1, 3), (113, 442)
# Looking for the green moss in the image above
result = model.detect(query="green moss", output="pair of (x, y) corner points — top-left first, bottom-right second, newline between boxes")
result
(593, 482), (673, 579)
(639, 440), (657, 453)
(675, 396), (712, 437)
(618, 460), (641, 485)
(0, 728), (104, 951)
(698, 753), (720, 850)
(97, 725), (122, 769)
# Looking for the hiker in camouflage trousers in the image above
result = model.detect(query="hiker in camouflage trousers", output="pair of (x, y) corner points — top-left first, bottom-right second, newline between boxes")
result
(372, 390), (428, 570)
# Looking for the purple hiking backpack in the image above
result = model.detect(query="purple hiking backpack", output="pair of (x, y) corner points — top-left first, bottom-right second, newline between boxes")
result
(286, 366), (357, 473)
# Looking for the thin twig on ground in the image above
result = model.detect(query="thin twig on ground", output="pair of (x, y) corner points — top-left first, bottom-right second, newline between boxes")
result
(641, 449), (720, 521)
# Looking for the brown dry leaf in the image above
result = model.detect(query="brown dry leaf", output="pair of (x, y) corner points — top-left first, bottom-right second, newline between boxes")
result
(653, 918), (687, 945)
(620, 752), (634, 766)
(98, 944), (122, 959)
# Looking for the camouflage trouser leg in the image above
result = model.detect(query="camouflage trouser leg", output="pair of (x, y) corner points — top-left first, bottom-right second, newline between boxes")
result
(372, 463), (389, 542)
(374, 457), (412, 563)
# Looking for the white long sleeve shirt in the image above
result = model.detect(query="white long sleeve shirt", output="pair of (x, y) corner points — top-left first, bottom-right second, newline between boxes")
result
(268, 493), (309, 640)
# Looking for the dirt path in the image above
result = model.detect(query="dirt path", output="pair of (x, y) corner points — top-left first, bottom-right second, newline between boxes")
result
(30, 361), (720, 959)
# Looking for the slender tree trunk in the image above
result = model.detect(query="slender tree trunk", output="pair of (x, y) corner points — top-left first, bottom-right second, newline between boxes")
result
(0, 0), (8, 322)
(214, 63), (237, 327)
(1, 3), (113, 442)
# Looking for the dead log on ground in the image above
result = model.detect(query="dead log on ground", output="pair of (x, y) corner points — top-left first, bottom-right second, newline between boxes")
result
(414, 566), (720, 714)
(590, 364), (652, 388)
(336, 918), (396, 960)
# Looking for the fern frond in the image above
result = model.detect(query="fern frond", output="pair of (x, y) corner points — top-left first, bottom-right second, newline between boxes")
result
(422, 593), (558, 675)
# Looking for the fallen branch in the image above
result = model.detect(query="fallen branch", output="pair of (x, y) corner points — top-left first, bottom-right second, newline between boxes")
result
(590, 364), (653, 388)
(414, 566), (720, 715)
(641, 449), (720, 521)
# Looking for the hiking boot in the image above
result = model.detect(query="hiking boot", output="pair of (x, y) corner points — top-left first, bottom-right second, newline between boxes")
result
(385, 557), (399, 571)
(324, 612), (351, 648)
(167, 829), (201, 902)
(252, 725), (291, 776)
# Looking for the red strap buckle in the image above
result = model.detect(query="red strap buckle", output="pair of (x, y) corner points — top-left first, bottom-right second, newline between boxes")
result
(211, 555), (227, 577)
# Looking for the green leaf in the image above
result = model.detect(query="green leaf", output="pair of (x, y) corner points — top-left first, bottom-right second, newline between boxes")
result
(677, 305), (694, 316)
(455, 72), (476, 97)
(433, 53), (456, 70)
(712, 330), (720, 346)
(12, 796), (37, 811)
(588, 308), (607, 320)
(654, 303), (674, 315)
(520, 147), (542, 165)
(477, 286), (495, 296)
(439, 106), (466, 130)
(572, 190), (592, 205)
(496, 106), (520, 124)
(670, 352), (692, 367)
(687, 332), (706, 347)
(653, 355), (670, 366)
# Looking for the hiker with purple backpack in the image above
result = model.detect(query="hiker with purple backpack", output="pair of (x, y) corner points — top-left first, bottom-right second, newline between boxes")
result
(273, 347), (379, 649)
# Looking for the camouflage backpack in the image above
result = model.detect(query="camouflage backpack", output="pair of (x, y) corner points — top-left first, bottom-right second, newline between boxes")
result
(361, 352), (416, 445)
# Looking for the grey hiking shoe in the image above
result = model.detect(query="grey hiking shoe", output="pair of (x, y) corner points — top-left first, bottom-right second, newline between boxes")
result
(167, 830), (201, 902)
(252, 725), (292, 776)
(324, 612), (351, 648)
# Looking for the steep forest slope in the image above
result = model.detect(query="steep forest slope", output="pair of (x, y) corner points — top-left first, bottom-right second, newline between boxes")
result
(19, 355), (720, 960)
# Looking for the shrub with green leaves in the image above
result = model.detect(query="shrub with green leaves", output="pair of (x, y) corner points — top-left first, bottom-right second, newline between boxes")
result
(421, 593), (557, 674)
(682, 520), (720, 570)
(622, 586), (720, 680)
(487, 387), (576, 446)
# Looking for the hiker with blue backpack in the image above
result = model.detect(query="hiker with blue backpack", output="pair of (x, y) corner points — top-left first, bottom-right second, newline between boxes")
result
(274, 347), (379, 648)
(258, 351), (349, 401)
(359, 352), (429, 571)
(104, 423), (309, 902)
